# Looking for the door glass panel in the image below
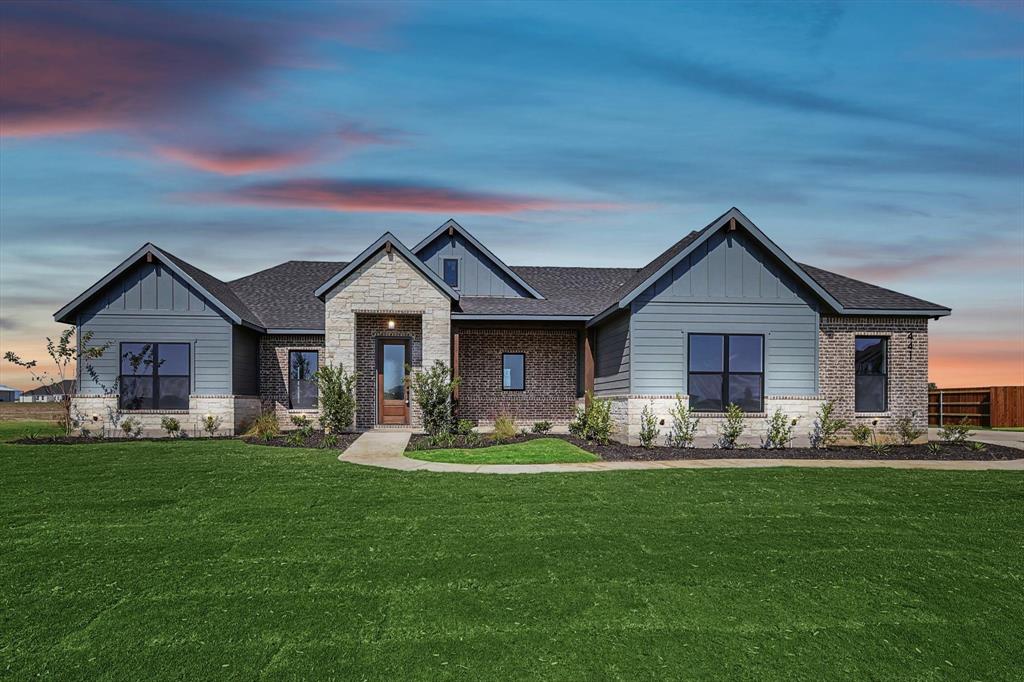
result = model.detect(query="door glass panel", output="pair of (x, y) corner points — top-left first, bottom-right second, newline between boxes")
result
(383, 344), (405, 400)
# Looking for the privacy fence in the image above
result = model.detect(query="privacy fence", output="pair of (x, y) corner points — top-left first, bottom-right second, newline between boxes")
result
(928, 386), (1024, 428)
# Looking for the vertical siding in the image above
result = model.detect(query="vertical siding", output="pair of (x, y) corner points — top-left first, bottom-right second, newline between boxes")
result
(630, 230), (819, 396)
(594, 310), (630, 395)
(77, 261), (235, 395)
(418, 232), (530, 297)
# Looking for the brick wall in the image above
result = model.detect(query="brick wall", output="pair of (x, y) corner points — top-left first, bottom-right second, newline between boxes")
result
(819, 316), (929, 435)
(259, 334), (326, 425)
(355, 313), (422, 428)
(455, 326), (578, 423)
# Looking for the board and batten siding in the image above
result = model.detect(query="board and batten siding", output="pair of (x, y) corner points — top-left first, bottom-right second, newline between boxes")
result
(593, 310), (630, 395)
(630, 230), (819, 396)
(418, 232), (531, 298)
(77, 261), (236, 395)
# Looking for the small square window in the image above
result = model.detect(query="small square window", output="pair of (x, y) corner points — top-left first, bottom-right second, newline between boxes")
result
(443, 258), (459, 287)
(502, 353), (524, 391)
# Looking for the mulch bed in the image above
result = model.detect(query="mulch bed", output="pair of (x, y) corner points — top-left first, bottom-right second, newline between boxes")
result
(244, 431), (360, 450)
(580, 441), (1022, 462)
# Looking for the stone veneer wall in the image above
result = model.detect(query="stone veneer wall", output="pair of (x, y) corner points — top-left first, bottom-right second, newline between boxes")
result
(323, 249), (450, 429)
(355, 313), (422, 429)
(819, 315), (929, 437)
(258, 334), (326, 427)
(71, 394), (261, 437)
(456, 326), (578, 425)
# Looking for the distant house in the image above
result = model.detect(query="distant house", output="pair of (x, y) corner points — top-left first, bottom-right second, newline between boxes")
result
(0, 384), (21, 402)
(18, 379), (76, 403)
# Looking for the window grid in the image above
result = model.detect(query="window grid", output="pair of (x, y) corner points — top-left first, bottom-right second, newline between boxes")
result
(118, 342), (190, 410)
(687, 334), (764, 413)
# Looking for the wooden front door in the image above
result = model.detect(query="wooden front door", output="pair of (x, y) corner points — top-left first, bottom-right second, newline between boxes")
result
(377, 339), (409, 425)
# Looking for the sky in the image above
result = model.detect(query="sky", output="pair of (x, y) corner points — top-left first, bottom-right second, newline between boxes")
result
(1, 0), (1022, 390)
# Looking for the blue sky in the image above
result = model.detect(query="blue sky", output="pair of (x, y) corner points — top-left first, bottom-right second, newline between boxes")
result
(1, 0), (1022, 387)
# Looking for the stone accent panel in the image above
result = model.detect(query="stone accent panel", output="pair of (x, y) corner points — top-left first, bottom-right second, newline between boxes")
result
(355, 313), (422, 429)
(323, 249), (450, 429)
(258, 334), (326, 427)
(71, 394), (261, 437)
(456, 326), (578, 424)
(819, 316), (929, 440)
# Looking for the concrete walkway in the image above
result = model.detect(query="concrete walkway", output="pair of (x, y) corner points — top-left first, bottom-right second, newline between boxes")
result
(340, 432), (1024, 474)
(928, 427), (1024, 450)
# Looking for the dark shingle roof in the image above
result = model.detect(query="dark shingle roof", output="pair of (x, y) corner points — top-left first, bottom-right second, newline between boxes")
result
(21, 379), (76, 397)
(798, 263), (949, 312)
(456, 267), (636, 316)
(229, 261), (348, 329)
(161, 249), (263, 327)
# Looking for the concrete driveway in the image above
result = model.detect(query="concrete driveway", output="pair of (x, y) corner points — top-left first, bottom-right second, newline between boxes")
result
(929, 428), (1024, 451)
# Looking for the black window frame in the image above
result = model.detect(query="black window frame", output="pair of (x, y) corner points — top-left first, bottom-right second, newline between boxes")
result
(687, 333), (764, 413)
(288, 350), (320, 410)
(854, 336), (888, 413)
(442, 258), (459, 288)
(118, 342), (191, 410)
(502, 352), (525, 391)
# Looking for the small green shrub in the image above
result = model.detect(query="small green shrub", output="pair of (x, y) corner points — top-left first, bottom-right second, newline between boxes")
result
(763, 409), (797, 450)
(850, 424), (872, 446)
(202, 414), (223, 437)
(454, 418), (475, 436)
(810, 399), (848, 449)
(319, 433), (339, 449)
(667, 394), (699, 448)
(492, 414), (518, 443)
(409, 360), (459, 438)
(290, 414), (314, 439)
(316, 363), (357, 433)
(286, 430), (307, 446)
(639, 402), (659, 449)
(160, 416), (181, 438)
(531, 420), (553, 434)
(967, 441), (987, 453)
(79, 426), (92, 438)
(925, 442), (942, 455)
(246, 412), (280, 442)
(868, 439), (891, 456)
(120, 416), (142, 439)
(568, 392), (615, 444)
(716, 403), (745, 449)
(939, 418), (973, 445)
(894, 414), (925, 446)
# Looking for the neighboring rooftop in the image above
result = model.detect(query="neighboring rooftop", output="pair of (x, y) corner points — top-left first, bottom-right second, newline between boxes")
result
(20, 379), (76, 397)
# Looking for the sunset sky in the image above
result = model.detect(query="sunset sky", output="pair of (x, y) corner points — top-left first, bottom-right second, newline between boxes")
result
(1, 0), (1021, 390)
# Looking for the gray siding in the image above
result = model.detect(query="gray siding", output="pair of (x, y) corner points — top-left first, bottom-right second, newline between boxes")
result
(232, 326), (260, 396)
(418, 232), (530, 297)
(630, 230), (819, 396)
(594, 311), (630, 395)
(77, 261), (235, 395)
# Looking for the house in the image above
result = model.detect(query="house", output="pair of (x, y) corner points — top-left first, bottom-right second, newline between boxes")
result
(0, 384), (20, 402)
(54, 208), (950, 443)
(18, 379), (76, 402)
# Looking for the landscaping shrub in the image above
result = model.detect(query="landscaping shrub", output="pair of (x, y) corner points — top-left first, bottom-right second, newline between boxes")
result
(290, 414), (314, 440)
(316, 364), (357, 433)
(120, 416), (142, 439)
(492, 414), (518, 443)
(531, 420), (553, 434)
(639, 402), (659, 449)
(409, 360), (460, 438)
(894, 414), (925, 446)
(454, 419), (475, 436)
(202, 414), (223, 437)
(810, 399), (848, 449)
(763, 409), (796, 449)
(160, 416), (182, 438)
(926, 442), (942, 455)
(939, 418), (973, 445)
(968, 441), (987, 453)
(667, 394), (699, 448)
(850, 424), (872, 446)
(246, 412), (280, 442)
(716, 403), (745, 449)
(319, 433), (339, 449)
(568, 392), (615, 444)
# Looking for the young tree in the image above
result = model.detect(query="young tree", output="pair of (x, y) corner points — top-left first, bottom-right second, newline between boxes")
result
(4, 327), (110, 435)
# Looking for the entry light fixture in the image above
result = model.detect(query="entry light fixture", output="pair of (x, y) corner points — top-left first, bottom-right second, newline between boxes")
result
(387, 319), (396, 330)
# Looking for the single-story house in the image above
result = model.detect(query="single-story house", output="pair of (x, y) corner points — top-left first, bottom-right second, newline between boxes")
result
(0, 384), (20, 402)
(18, 379), (76, 402)
(55, 208), (949, 443)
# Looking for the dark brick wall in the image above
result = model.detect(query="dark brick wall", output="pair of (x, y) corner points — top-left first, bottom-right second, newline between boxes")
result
(355, 313), (423, 428)
(259, 334), (325, 425)
(819, 316), (929, 435)
(455, 325), (579, 423)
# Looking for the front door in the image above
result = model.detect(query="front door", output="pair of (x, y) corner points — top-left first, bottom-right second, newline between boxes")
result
(377, 339), (409, 425)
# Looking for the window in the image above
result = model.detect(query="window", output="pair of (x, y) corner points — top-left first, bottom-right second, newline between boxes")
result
(502, 353), (525, 391)
(855, 337), (887, 412)
(443, 258), (459, 288)
(687, 334), (763, 412)
(119, 342), (190, 410)
(289, 351), (319, 409)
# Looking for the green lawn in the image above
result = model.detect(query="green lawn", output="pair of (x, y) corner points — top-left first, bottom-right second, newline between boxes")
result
(0, 419), (62, 441)
(2, 438), (1022, 680)
(408, 437), (598, 464)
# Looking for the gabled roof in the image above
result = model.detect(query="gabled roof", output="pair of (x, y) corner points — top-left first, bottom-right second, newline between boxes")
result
(589, 207), (950, 325)
(230, 261), (347, 331)
(412, 219), (545, 299)
(314, 232), (460, 300)
(454, 267), (634, 318)
(54, 243), (263, 328)
(21, 379), (76, 397)
(798, 263), (949, 313)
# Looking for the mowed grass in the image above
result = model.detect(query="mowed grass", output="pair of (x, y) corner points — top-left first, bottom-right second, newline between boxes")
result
(408, 437), (598, 464)
(1, 439), (1022, 680)
(0, 419), (62, 441)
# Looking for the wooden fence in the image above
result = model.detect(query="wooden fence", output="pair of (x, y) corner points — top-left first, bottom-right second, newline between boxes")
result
(929, 386), (1024, 428)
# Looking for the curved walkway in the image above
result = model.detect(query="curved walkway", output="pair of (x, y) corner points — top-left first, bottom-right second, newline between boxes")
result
(339, 432), (1024, 474)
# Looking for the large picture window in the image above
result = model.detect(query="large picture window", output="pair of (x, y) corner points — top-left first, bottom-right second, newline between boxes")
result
(289, 351), (319, 409)
(855, 337), (887, 412)
(502, 353), (525, 391)
(687, 334), (763, 412)
(119, 342), (190, 410)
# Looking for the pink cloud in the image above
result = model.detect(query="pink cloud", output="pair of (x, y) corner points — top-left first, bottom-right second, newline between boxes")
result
(153, 145), (317, 176)
(200, 179), (622, 214)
